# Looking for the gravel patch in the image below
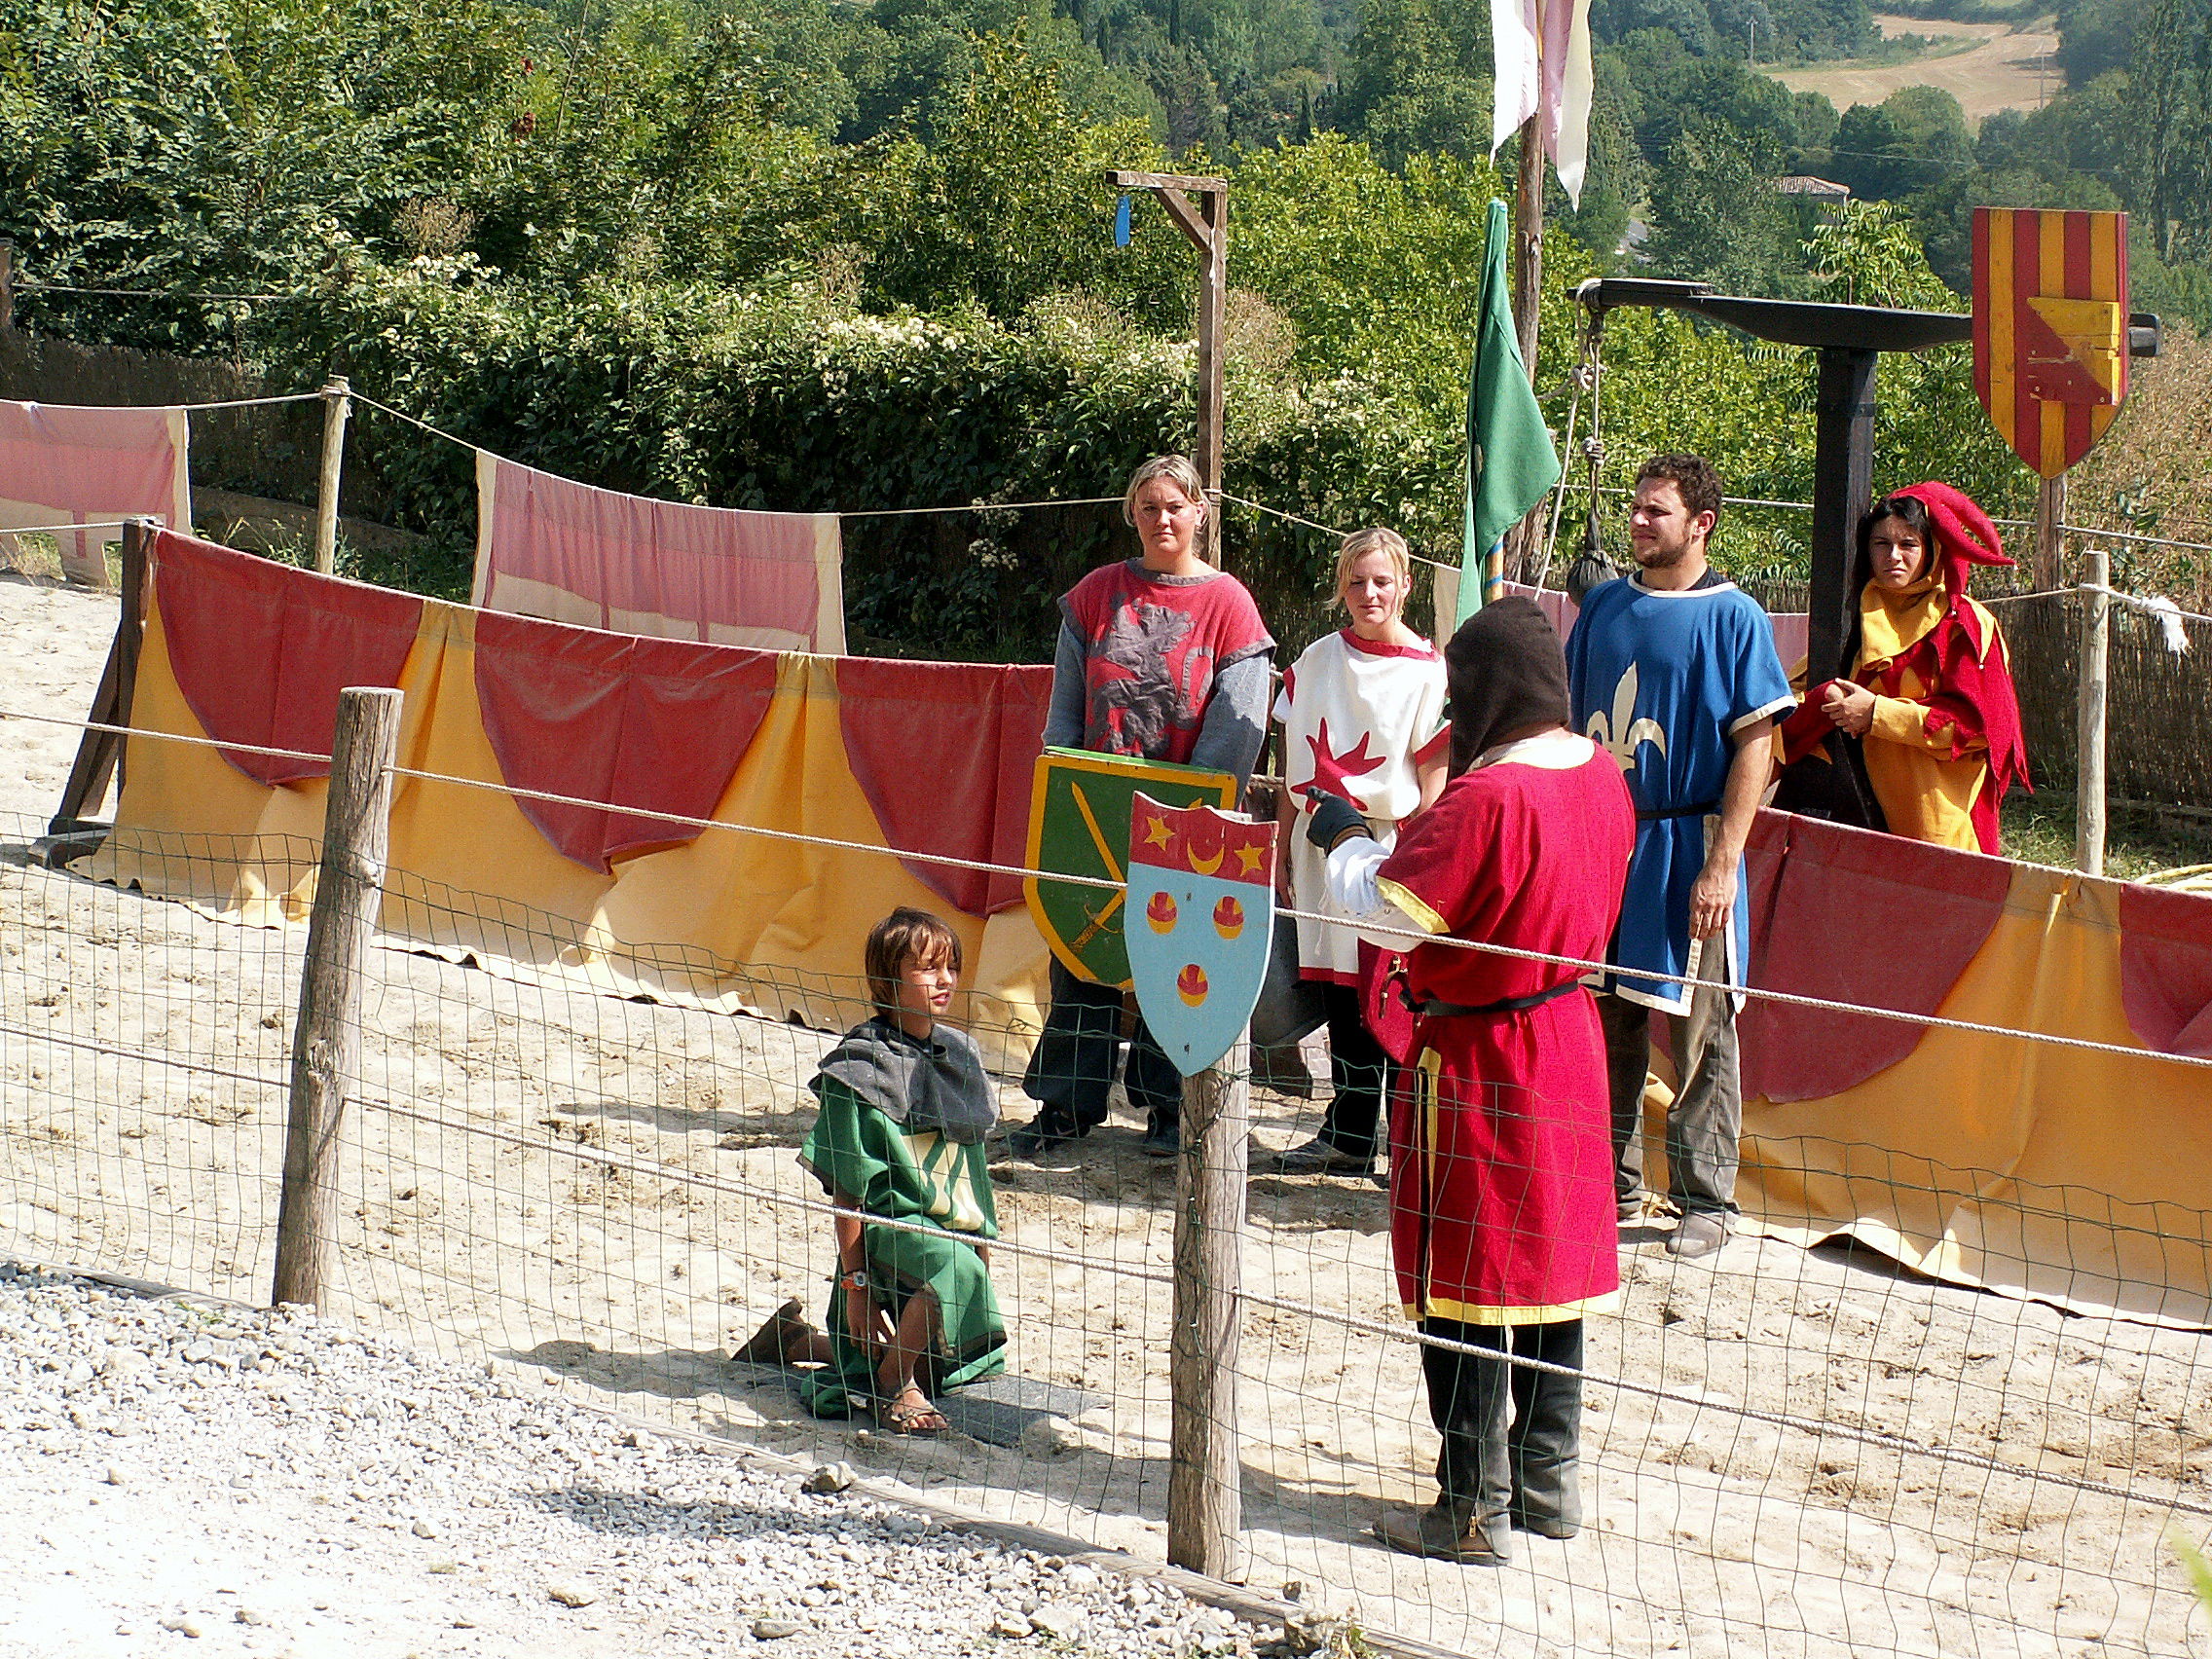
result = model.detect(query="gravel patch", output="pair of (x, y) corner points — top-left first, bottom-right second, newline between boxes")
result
(0, 1262), (1269, 1659)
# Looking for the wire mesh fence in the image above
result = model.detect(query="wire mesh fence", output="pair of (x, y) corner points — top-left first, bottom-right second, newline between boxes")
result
(5, 805), (2211, 1656)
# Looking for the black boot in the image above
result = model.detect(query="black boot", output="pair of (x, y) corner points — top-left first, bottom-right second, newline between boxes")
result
(1417, 1319), (1516, 1563)
(1508, 1319), (1585, 1539)
(1373, 1496), (1509, 1565)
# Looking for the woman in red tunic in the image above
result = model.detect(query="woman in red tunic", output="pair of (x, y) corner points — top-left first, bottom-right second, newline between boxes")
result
(1309, 597), (1635, 1565)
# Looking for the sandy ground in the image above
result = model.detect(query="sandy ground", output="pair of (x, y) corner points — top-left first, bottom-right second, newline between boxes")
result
(1772, 13), (2061, 123)
(2, 571), (2210, 1656)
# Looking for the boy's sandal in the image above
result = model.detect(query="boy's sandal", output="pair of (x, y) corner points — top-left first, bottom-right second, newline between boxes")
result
(876, 1385), (948, 1437)
(732, 1297), (807, 1365)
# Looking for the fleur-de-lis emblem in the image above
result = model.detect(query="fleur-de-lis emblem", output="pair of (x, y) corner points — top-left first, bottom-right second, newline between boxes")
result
(1587, 664), (1667, 772)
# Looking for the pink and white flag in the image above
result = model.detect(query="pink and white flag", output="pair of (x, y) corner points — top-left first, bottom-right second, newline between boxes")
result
(1491, 0), (1595, 207)
(0, 400), (192, 588)
(472, 453), (846, 653)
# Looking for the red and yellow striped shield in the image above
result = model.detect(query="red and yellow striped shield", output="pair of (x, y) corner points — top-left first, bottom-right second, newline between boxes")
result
(1972, 207), (2129, 479)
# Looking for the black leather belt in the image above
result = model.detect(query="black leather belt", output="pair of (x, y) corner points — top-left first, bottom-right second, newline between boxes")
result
(1635, 799), (1718, 822)
(1412, 979), (1586, 1019)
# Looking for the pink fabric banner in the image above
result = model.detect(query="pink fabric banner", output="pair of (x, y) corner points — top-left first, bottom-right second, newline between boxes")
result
(0, 400), (192, 588)
(472, 454), (845, 653)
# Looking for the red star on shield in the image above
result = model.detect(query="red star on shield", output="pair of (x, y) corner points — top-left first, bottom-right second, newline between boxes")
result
(1301, 719), (1386, 806)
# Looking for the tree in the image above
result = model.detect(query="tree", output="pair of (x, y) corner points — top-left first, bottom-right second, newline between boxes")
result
(1642, 116), (1798, 294)
(2132, 0), (2212, 261)
(1827, 91), (1968, 201)
(2056, 0), (2149, 87)
(1334, 0), (1493, 165)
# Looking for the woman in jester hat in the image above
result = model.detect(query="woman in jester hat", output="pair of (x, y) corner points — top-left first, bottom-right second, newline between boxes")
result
(1780, 482), (2029, 853)
(737, 907), (1004, 1436)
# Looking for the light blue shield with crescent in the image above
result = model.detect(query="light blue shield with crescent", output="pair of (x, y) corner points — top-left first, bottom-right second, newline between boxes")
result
(1124, 793), (1277, 1077)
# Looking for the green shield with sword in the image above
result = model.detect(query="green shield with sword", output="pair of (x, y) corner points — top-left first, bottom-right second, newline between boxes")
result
(1022, 748), (1238, 989)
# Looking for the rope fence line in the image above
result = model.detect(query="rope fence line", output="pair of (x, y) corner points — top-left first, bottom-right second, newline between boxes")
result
(358, 754), (2208, 1069)
(5, 354), (2206, 561)
(841, 497), (1124, 518)
(0, 706), (343, 768)
(1, 520), (132, 537)
(14, 281), (308, 304)
(1972, 582), (2211, 630)
(0, 1017), (290, 1094)
(8, 700), (2210, 1073)
(352, 1090), (2212, 1526)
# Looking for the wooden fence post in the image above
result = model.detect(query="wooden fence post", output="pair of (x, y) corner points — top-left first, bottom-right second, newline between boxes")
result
(272, 686), (403, 1309)
(1167, 1039), (1248, 1580)
(313, 374), (351, 576)
(2076, 546), (2109, 876)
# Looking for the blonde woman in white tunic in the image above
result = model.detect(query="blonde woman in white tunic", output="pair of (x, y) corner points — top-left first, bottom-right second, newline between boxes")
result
(1270, 528), (1451, 1176)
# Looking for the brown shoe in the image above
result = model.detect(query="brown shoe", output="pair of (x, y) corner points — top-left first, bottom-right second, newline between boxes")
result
(1372, 1501), (1510, 1565)
(732, 1297), (807, 1364)
(1668, 1212), (1728, 1260)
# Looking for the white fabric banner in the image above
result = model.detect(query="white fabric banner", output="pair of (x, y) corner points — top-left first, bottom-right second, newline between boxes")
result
(1490, 0), (1596, 207)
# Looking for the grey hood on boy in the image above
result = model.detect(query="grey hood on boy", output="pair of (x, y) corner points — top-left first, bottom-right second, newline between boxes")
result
(810, 1016), (999, 1145)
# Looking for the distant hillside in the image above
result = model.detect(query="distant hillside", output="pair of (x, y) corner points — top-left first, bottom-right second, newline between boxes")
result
(1770, 12), (2061, 123)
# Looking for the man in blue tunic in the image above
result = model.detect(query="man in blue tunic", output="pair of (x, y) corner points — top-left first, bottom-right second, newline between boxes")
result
(1565, 455), (1793, 1260)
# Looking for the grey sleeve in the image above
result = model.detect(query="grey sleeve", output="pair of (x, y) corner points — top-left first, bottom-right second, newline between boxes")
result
(1043, 621), (1088, 751)
(1189, 652), (1273, 785)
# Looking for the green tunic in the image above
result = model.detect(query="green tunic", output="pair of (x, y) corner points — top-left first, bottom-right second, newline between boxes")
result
(796, 1075), (1005, 1416)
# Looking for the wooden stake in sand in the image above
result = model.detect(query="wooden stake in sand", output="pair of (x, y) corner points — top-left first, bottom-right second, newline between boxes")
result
(48, 517), (150, 840)
(273, 685), (403, 1309)
(1167, 1044), (1248, 1580)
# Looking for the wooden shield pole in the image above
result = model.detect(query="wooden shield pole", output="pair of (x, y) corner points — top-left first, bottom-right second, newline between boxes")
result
(273, 686), (404, 1309)
(1168, 1034), (1247, 1579)
(1106, 170), (1229, 566)
(1503, 116), (1546, 583)
(2033, 473), (2068, 591)
(2076, 546), (2109, 875)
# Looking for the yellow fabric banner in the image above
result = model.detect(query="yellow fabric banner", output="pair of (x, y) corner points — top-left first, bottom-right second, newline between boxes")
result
(88, 589), (1052, 1071)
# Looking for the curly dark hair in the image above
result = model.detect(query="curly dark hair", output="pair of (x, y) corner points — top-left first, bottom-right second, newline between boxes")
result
(1635, 453), (1724, 526)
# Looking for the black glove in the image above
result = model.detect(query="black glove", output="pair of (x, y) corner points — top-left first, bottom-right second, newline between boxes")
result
(1302, 788), (1368, 853)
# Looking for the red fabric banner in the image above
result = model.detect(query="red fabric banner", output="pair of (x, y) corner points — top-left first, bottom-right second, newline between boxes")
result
(2119, 884), (2212, 1058)
(471, 613), (779, 871)
(1741, 811), (2012, 1102)
(152, 531), (422, 786)
(833, 656), (1052, 916)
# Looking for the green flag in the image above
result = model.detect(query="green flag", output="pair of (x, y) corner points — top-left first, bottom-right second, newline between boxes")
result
(1457, 198), (1561, 624)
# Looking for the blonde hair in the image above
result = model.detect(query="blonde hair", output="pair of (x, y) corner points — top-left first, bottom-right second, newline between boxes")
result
(1122, 455), (1207, 526)
(1335, 527), (1413, 601)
